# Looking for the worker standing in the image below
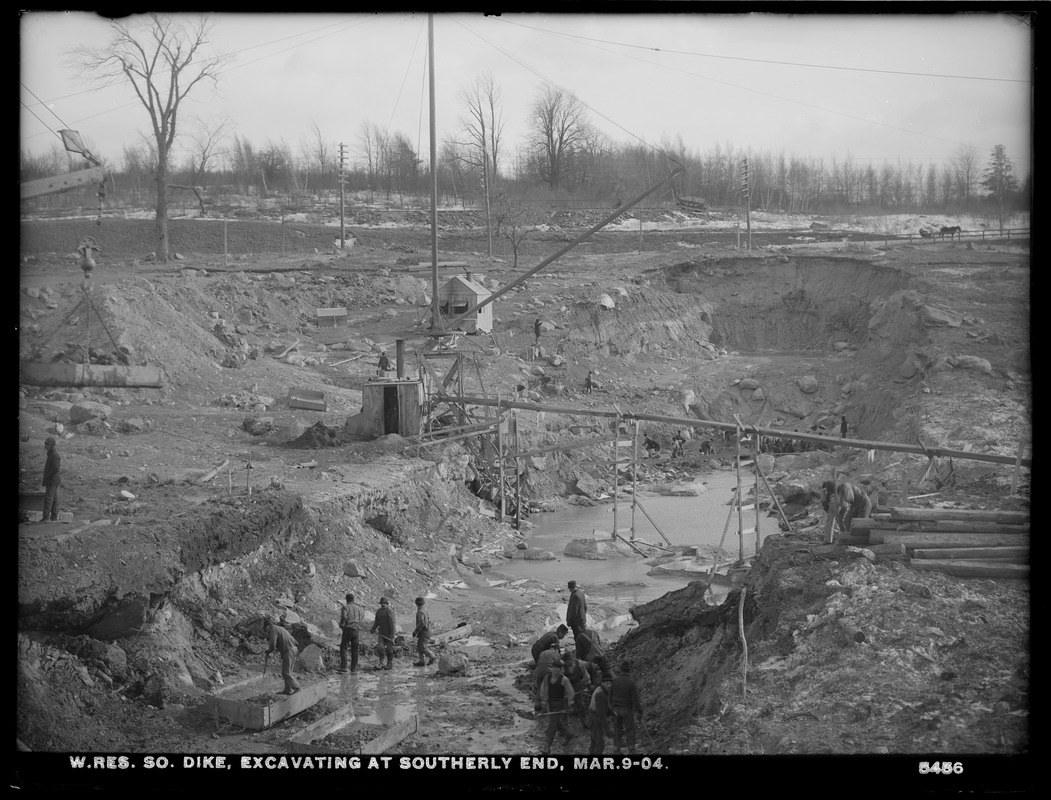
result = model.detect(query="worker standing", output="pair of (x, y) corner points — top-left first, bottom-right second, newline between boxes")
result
(263, 618), (301, 695)
(840, 415), (848, 439)
(566, 580), (588, 660)
(338, 593), (366, 673)
(584, 371), (595, 394)
(587, 677), (615, 755)
(531, 624), (568, 665)
(535, 659), (575, 755)
(412, 597), (437, 667)
(371, 597), (397, 670)
(610, 661), (643, 754)
(534, 318), (542, 345)
(41, 436), (62, 523)
(378, 352), (393, 377)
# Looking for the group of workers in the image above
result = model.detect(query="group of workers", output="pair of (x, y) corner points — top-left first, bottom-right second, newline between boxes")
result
(530, 581), (646, 755)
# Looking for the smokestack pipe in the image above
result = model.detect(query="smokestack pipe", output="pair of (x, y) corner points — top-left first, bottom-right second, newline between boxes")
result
(396, 339), (405, 378)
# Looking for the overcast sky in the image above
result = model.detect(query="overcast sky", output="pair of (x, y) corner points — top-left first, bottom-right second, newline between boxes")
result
(20, 11), (1033, 180)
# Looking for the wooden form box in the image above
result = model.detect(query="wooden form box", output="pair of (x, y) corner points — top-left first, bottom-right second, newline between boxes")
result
(288, 388), (328, 412)
(289, 711), (418, 756)
(207, 670), (328, 730)
(316, 308), (348, 328)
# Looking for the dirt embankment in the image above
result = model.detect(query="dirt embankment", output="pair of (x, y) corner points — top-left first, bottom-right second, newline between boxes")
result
(617, 533), (1029, 755)
(18, 216), (1030, 765)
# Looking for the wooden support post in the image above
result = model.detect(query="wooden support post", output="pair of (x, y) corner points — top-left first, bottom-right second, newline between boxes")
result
(1011, 440), (1025, 494)
(514, 413), (522, 530)
(756, 466), (792, 531)
(633, 499), (673, 546)
(706, 486), (739, 593)
(497, 399), (505, 523)
(738, 587), (748, 698)
(754, 460), (761, 555)
(631, 420), (639, 541)
(223, 219), (228, 268)
(612, 413), (621, 541)
(736, 422), (745, 563)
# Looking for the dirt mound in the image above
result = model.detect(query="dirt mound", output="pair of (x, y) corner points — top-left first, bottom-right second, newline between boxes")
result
(288, 421), (342, 449)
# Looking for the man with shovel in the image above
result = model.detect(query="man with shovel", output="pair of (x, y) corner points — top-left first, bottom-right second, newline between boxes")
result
(535, 659), (575, 755)
(338, 593), (366, 673)
(371, 597), (397, 670)
(263, 617), (301, 695)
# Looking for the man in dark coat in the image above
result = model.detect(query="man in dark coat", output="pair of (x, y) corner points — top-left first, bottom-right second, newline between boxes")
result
(566, 581), (588, 659)
(412, 596), (436, 667)
(588, 677), (615, 755)
(531, 624), (568, 665)
(41, 437), (61, 522)
(835, 481), (872, 533)
(610, 661), (643, 754)
(371, 597), (397, 670)
(338, 593), (366, 673)
(840, 415), (848, 439)
(534, 318), (542, 344)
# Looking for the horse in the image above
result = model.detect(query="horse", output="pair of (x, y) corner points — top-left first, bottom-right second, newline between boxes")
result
(939, 225), (962, 241)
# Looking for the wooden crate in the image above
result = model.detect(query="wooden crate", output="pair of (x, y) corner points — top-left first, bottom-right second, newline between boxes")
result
(288, 388), (328, 412)
(207, 670), (328, 730)
(289, 712), (418, 755)
(316, 308), (348, 328)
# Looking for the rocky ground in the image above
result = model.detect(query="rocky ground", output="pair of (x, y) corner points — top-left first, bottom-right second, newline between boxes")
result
(17, 206), (1030, 789)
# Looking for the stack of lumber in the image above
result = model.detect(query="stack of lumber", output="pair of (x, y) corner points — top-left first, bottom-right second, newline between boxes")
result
(839, 507), (1029, 578)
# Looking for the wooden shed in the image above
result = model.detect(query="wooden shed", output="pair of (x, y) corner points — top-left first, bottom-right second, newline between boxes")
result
(359, 378), (424, 439)
(438, 274), (492, 333)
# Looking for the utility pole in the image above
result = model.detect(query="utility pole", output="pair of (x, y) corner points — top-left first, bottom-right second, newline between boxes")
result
(741, 156), (752, 250)
(338, 142), (347, 249)
(428, 14), (440, 331)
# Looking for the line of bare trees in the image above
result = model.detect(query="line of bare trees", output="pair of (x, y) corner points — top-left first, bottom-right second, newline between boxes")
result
(20, 10), (1029, 260)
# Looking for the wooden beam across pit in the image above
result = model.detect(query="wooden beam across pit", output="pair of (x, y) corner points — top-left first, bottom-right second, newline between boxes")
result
(445, 395), (1032, 468)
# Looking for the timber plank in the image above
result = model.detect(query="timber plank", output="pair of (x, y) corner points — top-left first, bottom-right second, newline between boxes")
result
(878, 532), (1029, 548)
(861, 520), (1029, 534)
(432, 624), (472, 645)
(870, 527), (1025, 546)
(909, 559), (1029, 579)
(912, 546), (1029, 561)
(887, 507), (1029, 525)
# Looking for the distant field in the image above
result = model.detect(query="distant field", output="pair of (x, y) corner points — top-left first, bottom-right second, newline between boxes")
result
(19, 218), (343, 258)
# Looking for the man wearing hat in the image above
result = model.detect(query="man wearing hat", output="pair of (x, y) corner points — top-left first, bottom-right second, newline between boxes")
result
(338, 593), (366, 673)
(587, 675), (615, 754)
(263, 617), (301, 695)
(535, 658), (575, 755)
(371, 597), (397, 670)
(41, 437), (62, 522)
(534, 639), (563, 690)
(531, 624), (568, 665)
(566, 580), (588, 659)
(412, 596), (436, 667)
(610, 661), (644, 754)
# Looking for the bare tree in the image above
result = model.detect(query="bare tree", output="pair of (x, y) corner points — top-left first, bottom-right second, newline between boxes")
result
(309, 121), (329, 198)
(950, 143), (979, 211)
(458, 72), (506, 256)
(493, 193), (545, 269)
(527, 86), (589, 190)
(357, 121), (379, 203)
(69, 14), (228, 261)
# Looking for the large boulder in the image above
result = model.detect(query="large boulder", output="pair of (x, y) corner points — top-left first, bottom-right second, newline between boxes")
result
(437, 652), (470, 675)
(739, 378), (761, 390)
(921, 305), (963, 327)
(564, 538), (628, 560)
(778, 482), (811, 504)
(953, 355), (993, 374)
(573, 473), (605, 500)
(522, 548), (557, 561)
(69, 401), (112, 425)
(796, 375), (820, 394)
(296, 644), (326, 673)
